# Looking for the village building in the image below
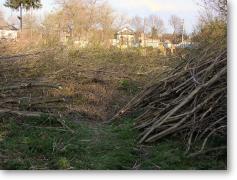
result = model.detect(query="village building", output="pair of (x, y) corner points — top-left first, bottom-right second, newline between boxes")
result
(111, 28), (164, 49)
(0, 22), (18, 41)
(139, 33), (162, 48)
(110, 28), (178, 56)
(112, 27), (136, 48)
(175, 40), (196, 49)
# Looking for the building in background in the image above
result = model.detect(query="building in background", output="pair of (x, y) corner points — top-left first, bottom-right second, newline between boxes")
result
(139, 33), (162, 48)
(112, 27), (136, 48)
(0, 20), (18, 41)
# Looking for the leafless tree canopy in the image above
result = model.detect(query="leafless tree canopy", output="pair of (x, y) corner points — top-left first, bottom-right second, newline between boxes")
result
(131, 16), (144, 33)
(42, 0), (115, 44)
(169, 15), (183, 35)
(201, 0), (227, 20)
(147, 14), (165, 34)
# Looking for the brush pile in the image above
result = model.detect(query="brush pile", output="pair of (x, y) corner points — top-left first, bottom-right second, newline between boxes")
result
(112, 43), (227, 156)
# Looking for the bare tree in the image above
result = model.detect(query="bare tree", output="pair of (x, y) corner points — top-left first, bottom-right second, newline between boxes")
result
(42, 0), (115, 45)
(192, 0), (227, 44)
(201, 0), (227, 21)
(23, 13), (39, 39)
(169, 15), (183, 35)
(113, 14), (130, 30)
(169, 15), (184, 43)
(97, 2), (114, 42)
(131, 16), (144, 33)
(147, 14), (165, 35)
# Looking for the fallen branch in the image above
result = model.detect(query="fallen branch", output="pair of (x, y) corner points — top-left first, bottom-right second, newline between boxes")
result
(0, 82), (62, 91)
(187, 146), (227, 158)
(0, 108), (51, 118)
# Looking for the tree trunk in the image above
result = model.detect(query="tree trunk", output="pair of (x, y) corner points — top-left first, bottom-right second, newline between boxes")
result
(19, 3), (23, 32)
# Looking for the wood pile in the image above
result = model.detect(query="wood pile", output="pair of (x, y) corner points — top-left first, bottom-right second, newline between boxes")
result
(111, 43), (227, 156)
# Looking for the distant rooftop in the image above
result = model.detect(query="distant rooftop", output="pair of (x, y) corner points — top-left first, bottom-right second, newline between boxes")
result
(117, 27), (135, 35)
(0, 25), (18, 31)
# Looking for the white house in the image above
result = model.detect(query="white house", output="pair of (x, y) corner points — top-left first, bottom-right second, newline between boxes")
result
(139, 33), (161, 48)
(111, 29), (163, 49)
(113, 27), (136, 48)
(0, 25), (18, 41)
(175, 41), (197, 49)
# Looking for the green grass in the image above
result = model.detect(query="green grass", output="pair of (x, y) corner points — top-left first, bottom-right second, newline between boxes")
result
(119, 79), (140, 95)
(0, 116), (226, 170)
(0, 116), (137, 170)
(138, 139), (227, 170)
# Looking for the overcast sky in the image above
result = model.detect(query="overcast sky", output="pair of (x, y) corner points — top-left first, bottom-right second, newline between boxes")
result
(0, 0), (200, 33)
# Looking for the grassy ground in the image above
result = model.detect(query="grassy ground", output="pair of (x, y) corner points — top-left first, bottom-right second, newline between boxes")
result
(0, 116), (226, 170)
(0, 46), (226, 170)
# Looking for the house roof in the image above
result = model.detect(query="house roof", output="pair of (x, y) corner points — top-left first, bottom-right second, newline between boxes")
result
(117, 27), (134, 35)
(0, 25), (18, 31)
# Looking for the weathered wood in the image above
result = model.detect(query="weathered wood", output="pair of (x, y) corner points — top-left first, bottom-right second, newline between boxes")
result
(0, 82), (62, 91)
(111, 43), (227, 156)
(0, 108), (50, 118)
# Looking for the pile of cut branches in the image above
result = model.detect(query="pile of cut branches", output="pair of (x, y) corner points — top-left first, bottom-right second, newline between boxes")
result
(111, 43), (227, 156)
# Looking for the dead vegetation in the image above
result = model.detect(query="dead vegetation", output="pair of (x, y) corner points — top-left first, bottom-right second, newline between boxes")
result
(111, 42), (227, 156)
(0, 46), (175, 122)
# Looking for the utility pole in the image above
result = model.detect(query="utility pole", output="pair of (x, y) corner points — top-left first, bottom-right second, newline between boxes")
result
(143, 18), (146, 47)
(30, 7), (33, 40)
(19, 3), (23, 32)
(181, 19), (184, 43)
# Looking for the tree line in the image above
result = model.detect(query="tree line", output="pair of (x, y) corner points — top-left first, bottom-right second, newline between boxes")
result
(2, 0), (226, 47)
(1, 0), (188, 45)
